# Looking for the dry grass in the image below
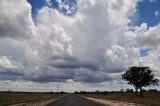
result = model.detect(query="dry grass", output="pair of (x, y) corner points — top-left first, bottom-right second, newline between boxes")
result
(79, 92), (160, 106)
(0, 92), (64, 106)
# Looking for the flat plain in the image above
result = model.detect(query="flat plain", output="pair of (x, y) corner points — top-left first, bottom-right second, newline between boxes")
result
(0, 92), (160, 106)
(0, 92), (63, 106)
(79, 92), (160, 106)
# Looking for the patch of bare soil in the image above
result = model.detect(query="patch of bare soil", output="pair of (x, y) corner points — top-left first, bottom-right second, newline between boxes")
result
(85, 97), (146, 106)
(10, 98), (58, 106)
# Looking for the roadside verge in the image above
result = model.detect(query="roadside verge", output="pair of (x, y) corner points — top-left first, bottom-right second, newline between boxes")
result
(85, 97), (146, 106)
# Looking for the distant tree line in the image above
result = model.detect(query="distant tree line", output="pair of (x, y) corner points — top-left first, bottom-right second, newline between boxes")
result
(73, 88), (160, 94)
(0, 91), (68, 94)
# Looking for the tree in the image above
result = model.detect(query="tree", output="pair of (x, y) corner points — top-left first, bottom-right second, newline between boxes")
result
(122, 66), (159, 97)
(125, 88), (134, 93)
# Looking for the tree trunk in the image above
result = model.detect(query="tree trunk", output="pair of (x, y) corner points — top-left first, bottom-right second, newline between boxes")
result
(140, 87), (143, 97)
(135, 87), (138, 96)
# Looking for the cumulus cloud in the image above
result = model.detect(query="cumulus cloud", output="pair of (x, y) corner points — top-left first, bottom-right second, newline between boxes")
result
(135, 23), (160, 48)
(24, 0), (140, 83)
(0, 56), (22, 69)
(45, 0), (52, 6)
(0, 55), (24, 80)
(155, 10), (160, 16)
(0, 0), (159, 91)
(0, 0), (36, 39)
(56, 0), (77, 15)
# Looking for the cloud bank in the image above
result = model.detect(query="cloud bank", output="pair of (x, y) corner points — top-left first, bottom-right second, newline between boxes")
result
(0, 0), (159, 91)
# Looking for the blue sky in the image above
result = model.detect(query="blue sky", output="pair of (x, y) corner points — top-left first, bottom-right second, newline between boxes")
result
(140, 48), (152, 57)
(137, 0), (160, 26)
(28, 0), (160, 26)
(28, 0), (77, 17)
(28, 0), (57, 15)
(27, 0), (160, 57)
(0, 0), (160, 92)
(137, 0), (160, 57)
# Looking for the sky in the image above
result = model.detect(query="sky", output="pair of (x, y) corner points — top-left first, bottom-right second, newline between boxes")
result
(0, 0), (160, 92)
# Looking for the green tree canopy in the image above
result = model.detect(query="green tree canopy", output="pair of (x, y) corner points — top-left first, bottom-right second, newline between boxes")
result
(122, 66), (159, 97)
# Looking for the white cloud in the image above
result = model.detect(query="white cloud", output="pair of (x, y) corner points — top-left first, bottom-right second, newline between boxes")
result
(0, 55), (24, 80)
(135, 23), (160, 48)
(0, 0), (160, 91)
(155, 10), (159, 16)
(45, 0), (52, 6)
(24, 0), (140, 83)
(55, 0), (77, 15)
(149, 0), (157, 2)
(0, 0), (36, 39)
(0, 80), (131, 92)
(0, 56), (22, 69)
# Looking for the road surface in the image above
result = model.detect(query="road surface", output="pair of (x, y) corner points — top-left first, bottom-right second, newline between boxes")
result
(47, 94), (99, 106)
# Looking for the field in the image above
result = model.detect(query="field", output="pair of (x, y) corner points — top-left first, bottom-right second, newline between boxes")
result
(80, 92), (160, 106)
(0, 92), (160, 106)
(0, 92), (64, 106)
